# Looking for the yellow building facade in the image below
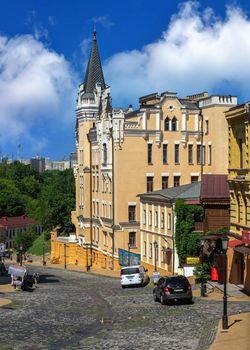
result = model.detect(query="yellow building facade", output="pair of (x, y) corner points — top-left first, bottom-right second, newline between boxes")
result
(51, 33), (238, 273)
(225, 103), (250, 292)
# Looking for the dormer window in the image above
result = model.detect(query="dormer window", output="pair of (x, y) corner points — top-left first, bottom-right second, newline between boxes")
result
(164, 117), (170, 131)
(172, 117), (177, 131)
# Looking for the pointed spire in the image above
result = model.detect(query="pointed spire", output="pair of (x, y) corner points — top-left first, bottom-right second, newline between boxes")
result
(83, 31), (105, 93)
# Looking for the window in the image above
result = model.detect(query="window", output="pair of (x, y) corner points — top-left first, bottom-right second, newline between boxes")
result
(197, 145), (201, 164)
(202, 145), (206, 165)
(162, 176), (168, 189)
(163, 144), (168, 164)
(208, 145), (212, 165)
(155, 211), (158, 227)
(168, 213), (172, 230)
(96, 202), (99, 217)
(188, 144), (193, 164)
(164, 117), (170, 131)
(143, 209), (146, 224)
(162, 248), (168, 264)
(92, 174), (95, 192)
(161, 212), (165, 229)
(147, 176), (153, 192)
(175, 144), (179, 164)
(205, 120), (209, 134)
(104, 232), (107, 246)
(96, 227), (99, 242)
(148, 144), (153, 164)
(172, 117), (177, 131)
(144, 241), (147, 257)
(174, 176), (180, 187)
(149, 210), (152, 226)
(129, 232), (136, 247)
(103, 143), (107, 165)
(149, 243), (153, 258)
(239, 139), (243, 168)
(191, 176), (199, 183)
(96, 175), (99, 192)
(128, 205), (136, 222)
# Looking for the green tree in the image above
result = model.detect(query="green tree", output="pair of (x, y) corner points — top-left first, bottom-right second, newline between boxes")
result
(0, 179), (25, 216)
(13, 227), (37, 252)
(175, 199), (204, 266)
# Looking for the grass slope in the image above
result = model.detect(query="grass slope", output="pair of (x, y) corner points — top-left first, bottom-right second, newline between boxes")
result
(27, 232), (51, 256)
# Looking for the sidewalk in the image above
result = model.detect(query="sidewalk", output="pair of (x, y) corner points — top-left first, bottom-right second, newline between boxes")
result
(209, 312), (250, 350)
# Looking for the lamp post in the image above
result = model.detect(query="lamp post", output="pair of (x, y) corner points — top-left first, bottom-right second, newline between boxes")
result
(64, 243), (67, 269)
(42, 242), (46, 266)
(128, 242), (131, 266)
(153, 241), (158, 272)
(200, 238), (206, 297)
(221, 236), (229, 330)
(19, 245), (23, 266)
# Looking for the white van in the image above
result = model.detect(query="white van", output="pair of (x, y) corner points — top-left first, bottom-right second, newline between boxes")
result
(120, 265), (149, 288)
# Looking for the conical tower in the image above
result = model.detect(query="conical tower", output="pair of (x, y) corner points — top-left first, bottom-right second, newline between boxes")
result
(73, 31), (111, 248)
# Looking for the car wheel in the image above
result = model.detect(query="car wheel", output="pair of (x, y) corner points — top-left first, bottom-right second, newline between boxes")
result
(160, 294), (166, 305)
(153, 291), (158, 302)
(122, 285), (126, 289)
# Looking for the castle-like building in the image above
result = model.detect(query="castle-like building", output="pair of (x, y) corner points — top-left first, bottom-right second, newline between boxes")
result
(51, 32), (238, 273)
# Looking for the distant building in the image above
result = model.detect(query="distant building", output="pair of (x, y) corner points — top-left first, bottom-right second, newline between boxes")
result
(30, 157), (45, 173)
(70, 152), (77, 168)
(0, 215), (42, 250)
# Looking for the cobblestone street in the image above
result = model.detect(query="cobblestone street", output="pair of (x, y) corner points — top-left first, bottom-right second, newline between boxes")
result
(1, 266), (250, 350)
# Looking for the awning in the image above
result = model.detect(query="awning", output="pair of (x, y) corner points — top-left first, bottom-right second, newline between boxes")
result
(229, 239), (243, 248)
(201, 234), (224, 240)
(234, 246), (250, 255)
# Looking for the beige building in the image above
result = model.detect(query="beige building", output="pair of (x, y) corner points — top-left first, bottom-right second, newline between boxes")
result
(138, 182), (201, 276)
(51, 32), (237, 272)
(225, 103), (250, 292)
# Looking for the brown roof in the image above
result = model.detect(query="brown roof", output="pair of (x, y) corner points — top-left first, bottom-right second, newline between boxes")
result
(201, 174), (229, 201)
(0, 215), (38, 228)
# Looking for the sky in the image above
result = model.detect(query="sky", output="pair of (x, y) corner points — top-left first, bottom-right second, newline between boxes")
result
(0, 0), (250, 160)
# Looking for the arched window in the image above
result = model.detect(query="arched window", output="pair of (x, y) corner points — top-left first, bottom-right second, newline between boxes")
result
(164, 117), (170, 131)
(103, 143), (107, 165)
(172, 117), (177, 131)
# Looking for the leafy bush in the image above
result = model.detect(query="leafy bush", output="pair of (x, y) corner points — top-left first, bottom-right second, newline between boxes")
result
(193, 262), (211, 281)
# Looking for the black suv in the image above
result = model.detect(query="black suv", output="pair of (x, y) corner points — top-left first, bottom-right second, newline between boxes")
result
(153, 275), (193, 305)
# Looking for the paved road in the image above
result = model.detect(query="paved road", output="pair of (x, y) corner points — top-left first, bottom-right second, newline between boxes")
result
(0, 266), (250, 350)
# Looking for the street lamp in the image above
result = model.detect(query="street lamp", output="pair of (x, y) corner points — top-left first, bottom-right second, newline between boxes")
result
(221, 236), (229, 330)
(64, 243), (67, 269)
(153, 241), (158, 272)
(19, 245), (23, 266)
(42, 242), (46, 266)
(200, 238), (206, 297)
(128, 242), (131, 266)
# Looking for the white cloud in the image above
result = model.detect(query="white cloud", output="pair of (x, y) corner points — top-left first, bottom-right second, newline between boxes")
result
(92, 15), (114, 29)
(0, 34), (77, 151)
(104, 1), (250, 107)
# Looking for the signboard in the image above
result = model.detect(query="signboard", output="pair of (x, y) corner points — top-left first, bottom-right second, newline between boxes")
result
(186, 256), (200, 265)
(118, 248), (140, 267)
(0, 243), (5, 257)
(242, 230), (250, 245)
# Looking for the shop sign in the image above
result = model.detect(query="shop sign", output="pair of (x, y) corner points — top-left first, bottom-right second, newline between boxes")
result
(186, 256), (200, 265)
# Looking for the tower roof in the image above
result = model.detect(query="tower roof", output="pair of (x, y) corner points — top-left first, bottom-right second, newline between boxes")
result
(84, 31), (106, 93)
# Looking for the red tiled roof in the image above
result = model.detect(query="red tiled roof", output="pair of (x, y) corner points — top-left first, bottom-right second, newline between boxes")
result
(0, 215), (38, 228)
(201, 174), (229, 200)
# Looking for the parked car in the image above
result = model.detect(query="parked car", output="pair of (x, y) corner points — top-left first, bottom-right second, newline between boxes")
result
(121, 265), (149, 288)
(153, 275), (193, 305)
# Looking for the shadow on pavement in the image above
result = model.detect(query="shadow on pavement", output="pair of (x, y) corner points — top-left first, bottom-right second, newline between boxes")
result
(38, 274), (60, 284)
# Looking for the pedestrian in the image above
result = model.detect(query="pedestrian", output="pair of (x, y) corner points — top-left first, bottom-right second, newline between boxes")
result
(32, 272), (39, 287)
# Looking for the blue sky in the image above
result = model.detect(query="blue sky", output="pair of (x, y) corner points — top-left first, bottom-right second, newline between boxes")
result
(0, 0), (250, 160)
